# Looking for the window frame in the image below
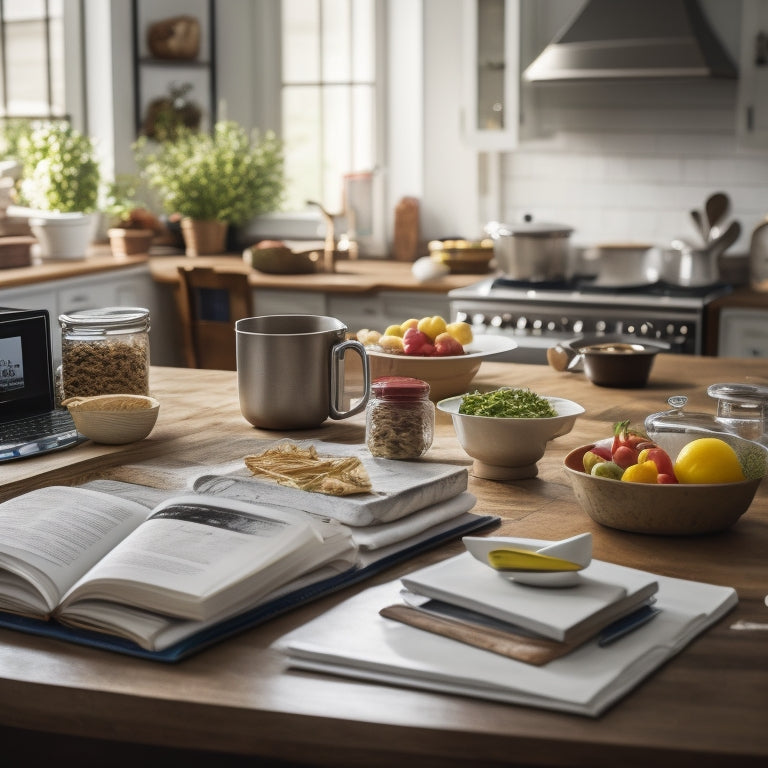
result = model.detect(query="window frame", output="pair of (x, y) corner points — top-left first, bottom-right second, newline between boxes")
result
(247, 0), (387, 255)
(0, 0), (85, 129)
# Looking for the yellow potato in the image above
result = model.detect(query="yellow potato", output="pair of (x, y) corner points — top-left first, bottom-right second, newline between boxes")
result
(417, 315), (447, 341)
(378, 334), (405, 353)
(383, 324), (403, 337)
(445, 321), (473, 345)
(356, 329), (381, 345)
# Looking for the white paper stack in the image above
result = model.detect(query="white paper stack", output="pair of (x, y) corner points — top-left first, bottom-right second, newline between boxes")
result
(276, 554), (737, 717)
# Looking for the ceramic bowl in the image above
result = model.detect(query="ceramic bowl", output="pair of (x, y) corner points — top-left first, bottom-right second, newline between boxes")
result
(577, 341), (663, 388)
(62, 394), (160, 444)
(563, 442), (768, 535)
(437, 394), (584, 480)
(366, 336), (518, 401)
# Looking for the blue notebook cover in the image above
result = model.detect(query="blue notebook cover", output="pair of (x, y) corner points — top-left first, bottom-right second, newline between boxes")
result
(0, 513), (499, 662)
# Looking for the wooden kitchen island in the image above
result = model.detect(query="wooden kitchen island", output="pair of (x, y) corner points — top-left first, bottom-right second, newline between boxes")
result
(0, 356), (766, 768)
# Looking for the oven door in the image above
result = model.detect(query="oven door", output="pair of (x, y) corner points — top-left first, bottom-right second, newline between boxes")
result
(450, 298), (701, 364)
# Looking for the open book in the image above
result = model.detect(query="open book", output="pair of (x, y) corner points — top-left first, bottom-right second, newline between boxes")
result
(0, 481), (498, 660)
(276, 569), (738, 717)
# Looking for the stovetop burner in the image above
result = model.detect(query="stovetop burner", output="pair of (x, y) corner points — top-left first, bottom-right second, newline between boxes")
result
(489, 276), (732, 300)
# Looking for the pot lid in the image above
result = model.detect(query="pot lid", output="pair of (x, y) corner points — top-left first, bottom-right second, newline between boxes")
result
(644, 395), (727, 439)
(487, 220), (573, 238)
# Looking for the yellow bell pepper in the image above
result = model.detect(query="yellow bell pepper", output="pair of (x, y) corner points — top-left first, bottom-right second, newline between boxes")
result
(620, 460), (659, 484)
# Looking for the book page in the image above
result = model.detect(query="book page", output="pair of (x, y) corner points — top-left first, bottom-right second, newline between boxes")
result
(57, 494), (355, 622)
(0, 486), (152, 616)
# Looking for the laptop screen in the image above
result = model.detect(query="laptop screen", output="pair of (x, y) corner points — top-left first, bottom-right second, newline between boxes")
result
(0, 308), (57, 420)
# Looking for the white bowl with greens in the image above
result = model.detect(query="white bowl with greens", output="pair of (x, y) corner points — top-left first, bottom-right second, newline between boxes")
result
(437, 387), (584, 481)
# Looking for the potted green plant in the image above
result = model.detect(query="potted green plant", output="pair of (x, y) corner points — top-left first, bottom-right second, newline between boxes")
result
(14, 120), (102, 259)
(134, 120), (285, 256)
(103, 175), (156, 257)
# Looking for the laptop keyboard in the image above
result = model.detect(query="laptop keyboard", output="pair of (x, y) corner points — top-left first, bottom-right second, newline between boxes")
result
(0, 409), (84, 460)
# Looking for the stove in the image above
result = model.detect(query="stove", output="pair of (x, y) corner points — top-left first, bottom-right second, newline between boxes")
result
(449, 276), (733, 364)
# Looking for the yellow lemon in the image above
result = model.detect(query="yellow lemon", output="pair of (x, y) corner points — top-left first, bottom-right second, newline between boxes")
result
(674, 438), (745, 484)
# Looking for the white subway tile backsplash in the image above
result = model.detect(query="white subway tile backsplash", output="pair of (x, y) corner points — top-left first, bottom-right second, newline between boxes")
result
(501, 104), (768, 251)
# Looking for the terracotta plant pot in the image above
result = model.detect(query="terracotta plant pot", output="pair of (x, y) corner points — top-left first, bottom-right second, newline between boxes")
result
(108, 228), (154, 257)
(180, 218), (228, 257)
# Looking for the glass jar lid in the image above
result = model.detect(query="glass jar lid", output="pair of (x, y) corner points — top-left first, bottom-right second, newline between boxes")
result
(371, 376), (430, 400)
(59, 307), (150, 334)
(707, 382), (768, 404)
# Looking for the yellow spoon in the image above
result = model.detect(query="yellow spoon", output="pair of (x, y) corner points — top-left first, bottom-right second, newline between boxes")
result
(487, 548), (583, 573)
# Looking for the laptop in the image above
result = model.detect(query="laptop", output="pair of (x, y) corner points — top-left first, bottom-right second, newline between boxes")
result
(0, 307), (87, 461)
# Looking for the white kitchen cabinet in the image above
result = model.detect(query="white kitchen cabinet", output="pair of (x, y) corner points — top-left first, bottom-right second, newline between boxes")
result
(737, 0), (768, 148)
(251, 289), (326, 318)
(326, 295), (385, 332)
(718, 307), (768, 357)
(0, 265), (173, 365)
(462, 0), (520, 150)
(379, 291), (451, 325)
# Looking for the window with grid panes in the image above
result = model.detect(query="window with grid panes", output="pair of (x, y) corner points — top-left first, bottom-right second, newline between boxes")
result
(0, 0), (66, 120)
(280, 0), (378, 216)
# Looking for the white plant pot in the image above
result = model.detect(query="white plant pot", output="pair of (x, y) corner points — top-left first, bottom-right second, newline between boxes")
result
(29, 212), (98, 260)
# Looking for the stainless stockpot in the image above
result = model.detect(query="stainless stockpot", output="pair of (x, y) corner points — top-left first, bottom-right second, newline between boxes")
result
(485, 220), (573, 281)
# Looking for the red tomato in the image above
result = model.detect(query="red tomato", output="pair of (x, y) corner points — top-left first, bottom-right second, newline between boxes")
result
(638, 447), (676, 479)
(613, 445), (640, 469)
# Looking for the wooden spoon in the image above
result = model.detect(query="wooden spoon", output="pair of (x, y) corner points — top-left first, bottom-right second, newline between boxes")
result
(705, 192), (730, 241)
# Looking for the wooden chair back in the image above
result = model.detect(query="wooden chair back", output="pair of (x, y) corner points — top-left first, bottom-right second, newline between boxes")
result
(175, 266), (253, 370)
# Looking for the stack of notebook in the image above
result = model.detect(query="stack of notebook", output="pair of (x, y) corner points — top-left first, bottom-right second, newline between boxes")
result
(276, 536), (738, 716)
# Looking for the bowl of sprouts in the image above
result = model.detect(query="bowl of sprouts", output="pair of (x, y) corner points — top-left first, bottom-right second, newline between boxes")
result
(437, 387), (584, 480)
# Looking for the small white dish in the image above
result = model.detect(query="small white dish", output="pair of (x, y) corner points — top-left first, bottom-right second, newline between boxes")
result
(463, 533), (593, 587)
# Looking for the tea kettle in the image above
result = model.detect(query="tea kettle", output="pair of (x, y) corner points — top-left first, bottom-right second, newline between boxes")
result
(749, 216), (768, 290)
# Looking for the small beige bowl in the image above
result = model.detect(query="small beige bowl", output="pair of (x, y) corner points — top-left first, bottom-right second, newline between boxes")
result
(62, 394), (160, 444)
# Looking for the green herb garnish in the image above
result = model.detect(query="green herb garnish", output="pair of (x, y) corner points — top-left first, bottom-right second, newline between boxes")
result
(458, 387), (557, 418)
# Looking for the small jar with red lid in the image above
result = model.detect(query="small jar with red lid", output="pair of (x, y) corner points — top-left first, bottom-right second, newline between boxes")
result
(365, 376), (434, 459)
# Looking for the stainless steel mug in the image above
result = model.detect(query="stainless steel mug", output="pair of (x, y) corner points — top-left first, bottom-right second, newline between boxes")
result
(236, 314), (370, 429)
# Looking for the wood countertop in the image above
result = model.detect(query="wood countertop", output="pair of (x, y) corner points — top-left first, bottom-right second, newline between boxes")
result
(0, 247), (485, 295)
(0, 249), (149, 288)
(148, 254), (486, 294)
(0, 355), (766, 767)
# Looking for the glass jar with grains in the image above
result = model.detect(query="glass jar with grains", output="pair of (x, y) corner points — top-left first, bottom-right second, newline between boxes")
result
(59, 307), (150, 400)
(366, 376), (434, 459)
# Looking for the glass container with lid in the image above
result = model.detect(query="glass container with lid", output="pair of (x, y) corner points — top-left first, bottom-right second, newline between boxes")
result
(644, 395), (732, 457)
(365, 376), (434, 459)
(707, 382), (768, 444)
(59, 307), (151, 400)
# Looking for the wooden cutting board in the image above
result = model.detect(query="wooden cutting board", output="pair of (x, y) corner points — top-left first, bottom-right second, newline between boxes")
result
(379, 604), (581, 665)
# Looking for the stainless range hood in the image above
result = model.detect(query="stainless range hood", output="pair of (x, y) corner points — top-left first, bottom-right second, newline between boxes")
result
(523, 0), (738, 82)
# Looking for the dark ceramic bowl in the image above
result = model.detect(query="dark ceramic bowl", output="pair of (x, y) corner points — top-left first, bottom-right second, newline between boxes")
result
(577, 342), (663, 388)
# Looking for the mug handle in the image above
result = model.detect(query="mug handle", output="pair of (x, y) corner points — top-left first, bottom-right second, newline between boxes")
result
(329, 339), (370, 420)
